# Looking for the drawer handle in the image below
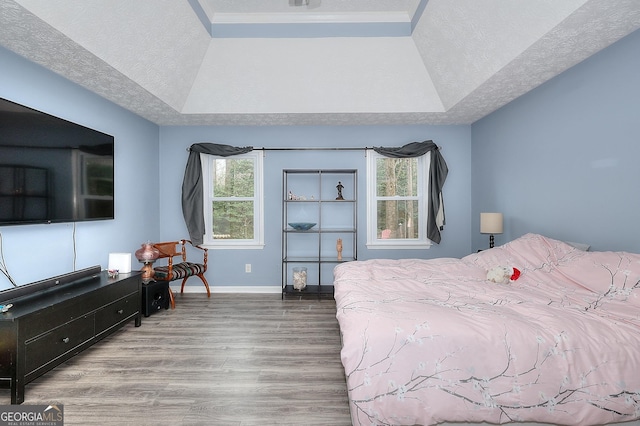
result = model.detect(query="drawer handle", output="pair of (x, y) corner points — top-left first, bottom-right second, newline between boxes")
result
(62, 337), (70, 344)
(117, 309), (124, 315)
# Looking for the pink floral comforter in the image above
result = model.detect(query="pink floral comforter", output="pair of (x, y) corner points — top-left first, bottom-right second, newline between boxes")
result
(333, 234), (640, 426)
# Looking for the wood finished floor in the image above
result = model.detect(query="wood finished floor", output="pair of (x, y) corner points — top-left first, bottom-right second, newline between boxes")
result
(1, 293), (352, 425)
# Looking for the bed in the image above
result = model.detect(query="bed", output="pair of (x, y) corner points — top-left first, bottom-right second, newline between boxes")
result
(333, 233), (640, 425)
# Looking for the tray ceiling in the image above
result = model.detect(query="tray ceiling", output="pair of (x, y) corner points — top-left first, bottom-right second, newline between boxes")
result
(1, 0), (639, 126)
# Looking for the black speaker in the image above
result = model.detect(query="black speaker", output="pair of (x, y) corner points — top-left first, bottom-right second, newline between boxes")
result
(141, 280), (170, 317)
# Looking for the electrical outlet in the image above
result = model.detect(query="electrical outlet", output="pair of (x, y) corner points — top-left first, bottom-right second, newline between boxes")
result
(245, 264), (251, 273)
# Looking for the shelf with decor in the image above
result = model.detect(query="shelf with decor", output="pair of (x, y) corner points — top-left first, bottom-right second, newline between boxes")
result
(282, 169), (357, 298)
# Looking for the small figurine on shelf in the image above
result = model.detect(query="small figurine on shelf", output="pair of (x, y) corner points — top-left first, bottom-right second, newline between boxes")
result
(336, 181), (344, 200)
(336, 238), (343, 261)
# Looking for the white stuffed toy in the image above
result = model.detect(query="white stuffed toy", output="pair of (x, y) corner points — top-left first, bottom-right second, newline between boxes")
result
(486, 266), (521, 284)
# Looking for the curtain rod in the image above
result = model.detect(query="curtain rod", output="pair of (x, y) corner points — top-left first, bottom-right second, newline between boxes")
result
(253, 146), (441, 151)
(254, 147), (368, 151)
(187, 146), (441, 152)
(186, 147), (368, 151)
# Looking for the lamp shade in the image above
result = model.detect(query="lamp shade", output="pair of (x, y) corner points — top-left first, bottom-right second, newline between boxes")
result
(480, 213), (503, 234)
(135, 242), (160, 262)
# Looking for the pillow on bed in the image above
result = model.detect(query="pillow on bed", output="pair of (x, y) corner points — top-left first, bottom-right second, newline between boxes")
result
(464, 234), (640, 310)
(564, 241), (590, 251)
(555, 248), (640, 300)
(465, 233), (576, 273)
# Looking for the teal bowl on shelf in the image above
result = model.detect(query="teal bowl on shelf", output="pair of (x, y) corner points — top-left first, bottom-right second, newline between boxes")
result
(288, 222), (317, 231)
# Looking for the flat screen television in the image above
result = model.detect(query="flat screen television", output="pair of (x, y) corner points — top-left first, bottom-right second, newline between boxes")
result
(0, 97), (114, 225)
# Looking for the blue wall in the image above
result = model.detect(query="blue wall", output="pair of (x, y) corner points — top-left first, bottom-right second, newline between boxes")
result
(0, 45), (473, 291)
(0, 47), (160, 290)
(6, 26), (636, 291)
(159, 125), (472, 288)
(471, 29), (640, 252)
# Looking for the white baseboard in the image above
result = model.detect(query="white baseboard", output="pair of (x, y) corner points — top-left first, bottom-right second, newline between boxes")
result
(170, 284), (281, 294)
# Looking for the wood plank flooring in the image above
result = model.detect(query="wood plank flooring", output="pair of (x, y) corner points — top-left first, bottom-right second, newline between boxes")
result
(0, 293), (352, 425)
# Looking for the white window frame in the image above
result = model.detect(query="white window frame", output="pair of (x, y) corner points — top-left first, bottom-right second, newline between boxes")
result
(366, 150), (432, 249)
(200, 151), (264, 250)
(72, 149), (113, 219)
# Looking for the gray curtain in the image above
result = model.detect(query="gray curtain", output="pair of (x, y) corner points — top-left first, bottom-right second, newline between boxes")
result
(182, 143), (252, 246)
(373, 140), (448, 244)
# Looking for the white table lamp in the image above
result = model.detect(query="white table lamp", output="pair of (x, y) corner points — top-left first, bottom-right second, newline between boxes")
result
(480, 213), (503, 248)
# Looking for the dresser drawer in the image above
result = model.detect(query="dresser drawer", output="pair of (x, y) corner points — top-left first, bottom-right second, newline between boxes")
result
(21, 297), (98, 341)
(24, 315), (94, 375)
(95, 292), (139, 335)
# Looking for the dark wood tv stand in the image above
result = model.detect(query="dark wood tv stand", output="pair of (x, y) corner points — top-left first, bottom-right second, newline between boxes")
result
(0, 266), (142, 404)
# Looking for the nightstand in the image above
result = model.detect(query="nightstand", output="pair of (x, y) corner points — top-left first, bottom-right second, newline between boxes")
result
(141, 280), (170, 316)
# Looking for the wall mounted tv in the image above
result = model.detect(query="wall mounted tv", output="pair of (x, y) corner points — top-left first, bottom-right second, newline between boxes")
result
(0, 97), (114, 226)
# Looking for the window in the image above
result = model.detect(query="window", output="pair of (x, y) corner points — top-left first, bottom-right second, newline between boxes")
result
(201, 151), (264, 249)
(73, 150), (114, 219)
(366, 150), (431, 249)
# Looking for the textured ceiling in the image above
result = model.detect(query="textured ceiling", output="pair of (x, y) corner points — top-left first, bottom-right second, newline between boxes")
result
(1, 0), (640, 126)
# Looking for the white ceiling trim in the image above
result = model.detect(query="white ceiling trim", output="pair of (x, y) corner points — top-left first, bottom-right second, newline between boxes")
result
(204, 9), (418, 37)
(195, 0), (424, 38)
(210, 11), (411, 24)
(209, 21), (411, 38)
(1, 0), (639, 126)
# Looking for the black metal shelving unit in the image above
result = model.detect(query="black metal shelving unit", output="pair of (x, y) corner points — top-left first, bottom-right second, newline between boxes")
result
(282, 169), (357, 298)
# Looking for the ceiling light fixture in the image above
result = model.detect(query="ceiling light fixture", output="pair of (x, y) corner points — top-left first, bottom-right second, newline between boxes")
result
(289, 0), (320, 8)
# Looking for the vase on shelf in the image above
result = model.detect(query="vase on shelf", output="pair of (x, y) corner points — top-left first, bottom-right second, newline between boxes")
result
(292, 267), (307, 291)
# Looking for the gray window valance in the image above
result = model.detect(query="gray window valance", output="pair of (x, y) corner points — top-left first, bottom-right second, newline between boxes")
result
(373, 140), (448, 244)
(182, 143), (252, 246)
(181, 140), (447, 246)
